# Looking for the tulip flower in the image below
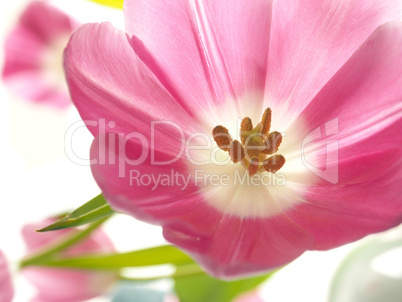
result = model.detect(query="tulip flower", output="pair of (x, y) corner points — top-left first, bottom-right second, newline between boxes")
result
(0, 250), (13, 302)
(2, 1), (79, 108)
(64, 0), (402, 278)
(22, 219), (117, 301)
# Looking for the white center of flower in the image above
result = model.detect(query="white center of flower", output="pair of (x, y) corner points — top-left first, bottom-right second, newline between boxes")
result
(187, 95), (313, 218)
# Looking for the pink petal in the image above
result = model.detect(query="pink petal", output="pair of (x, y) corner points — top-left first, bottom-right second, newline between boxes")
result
(124, 0), (273, 118)
(91, 134), (313, 278)
(64, 22), (201, 151)
(235, 291), (264, 302)
(16, 1), (76, 43)
(2, 1), (78, 108)
(265, 0), (402, 124)
(0, 251), (13, 302)
(22, 219), (116, 301)
(285, 23), (402, 249)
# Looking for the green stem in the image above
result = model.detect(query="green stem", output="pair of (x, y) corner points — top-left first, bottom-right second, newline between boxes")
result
(20, 217), (109, 269)
(118, 263), (205, 282)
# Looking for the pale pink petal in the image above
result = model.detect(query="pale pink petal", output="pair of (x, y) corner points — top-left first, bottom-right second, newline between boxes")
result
(2, 1), (78, 108)
(22, 219), (116, 302)
(164, 291), (264, 302)
(124, 0), (273, 118)
(265, 0), (402, 124)
(0, 251), (14, 302)
(284, 23), (402, 249)
(91, 134), (313, 278)
(235, 291), (264, 302)
(64, 22), (202, 155)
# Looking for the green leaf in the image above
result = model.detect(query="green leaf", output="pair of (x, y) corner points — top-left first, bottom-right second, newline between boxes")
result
(37, 194), (115, 232)
(174, 270), (276, 302)
(88, 0), (123, 9)
(38, 245), (193, 269)
(21, 218), (109, 268)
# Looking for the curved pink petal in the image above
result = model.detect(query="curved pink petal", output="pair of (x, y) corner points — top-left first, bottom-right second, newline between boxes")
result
(2, 1), (78, 108)
(22, 219), (117, 302)
(91, 134), (313, 278)
(16, 1), (76, 43)
(285, 23), (402, 249)
(265, 0), (402, 124)
(124, 0), (273, 118)
(0, 251), (13, 302)
(64, 22), (202, 155)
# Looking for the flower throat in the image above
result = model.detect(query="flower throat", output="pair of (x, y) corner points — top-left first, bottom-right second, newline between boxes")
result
(212, 108), (285, 176)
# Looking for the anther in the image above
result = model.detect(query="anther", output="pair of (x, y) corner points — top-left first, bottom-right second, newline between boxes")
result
(263, 155), (286, 173)
(212, 125), (232, 151)
(248, 157), (260, 176)
(261, 107), (272, 136)
(240, 117), (253, 144)
(262, 131), (283, 155)
(229, 140), (245, 163)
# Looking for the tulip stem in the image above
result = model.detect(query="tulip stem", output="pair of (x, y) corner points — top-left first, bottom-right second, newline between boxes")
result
(19, 217), (109, 269)
(118, 263), (205, 282)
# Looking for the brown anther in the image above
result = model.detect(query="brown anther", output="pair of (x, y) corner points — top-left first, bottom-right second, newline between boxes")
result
(229, 140), (245, 163)
(212, 125), (232, 151)
(248, 157), (260, 176)
(262, 131), (283, 155)
(261, 107), (272, 135)
(240, 117), (253, 135)
(263, 154), (286, 173)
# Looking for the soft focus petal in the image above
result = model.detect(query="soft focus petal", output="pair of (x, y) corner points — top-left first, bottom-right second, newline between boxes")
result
(285, 23), (402, 249)
(2, 1), (78, 108)
(164, 290), (264, 302)
(124, 0), (273, 122)
(22, 219), (117, 302)
(265, 0), (402, 125)
(64, 22), (201, 156)
(329, 232), (402, 302)
(235, 291), (265, 302)
(0, 251), (13, 302)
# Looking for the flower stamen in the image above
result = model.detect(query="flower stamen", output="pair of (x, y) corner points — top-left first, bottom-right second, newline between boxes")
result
(212, 125), (232, 151)
(213, 107), (285, 175)
(262, 131), (283, 155)
(261, 107), (272, 136)
(263, 155), (286, 173)
(229, 140), (245, 163)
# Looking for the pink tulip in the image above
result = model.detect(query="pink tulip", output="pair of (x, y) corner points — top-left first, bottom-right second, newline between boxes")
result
(64, 0), (402, 279)
(0, 250), (13, 302)
(2, 1), (79, 108)
(22, 219), (117, 301)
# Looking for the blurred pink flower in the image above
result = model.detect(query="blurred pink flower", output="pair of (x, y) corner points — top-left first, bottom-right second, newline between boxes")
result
(165, 290), (263, 302)
(64, 0), (402, 278)
(22, 219), (117, 302)
(2, 1), (79, 108)
(0, 250), (13, 302)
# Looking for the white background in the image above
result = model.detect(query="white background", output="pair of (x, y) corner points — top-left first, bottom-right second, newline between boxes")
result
(0, 1), (395, 301)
